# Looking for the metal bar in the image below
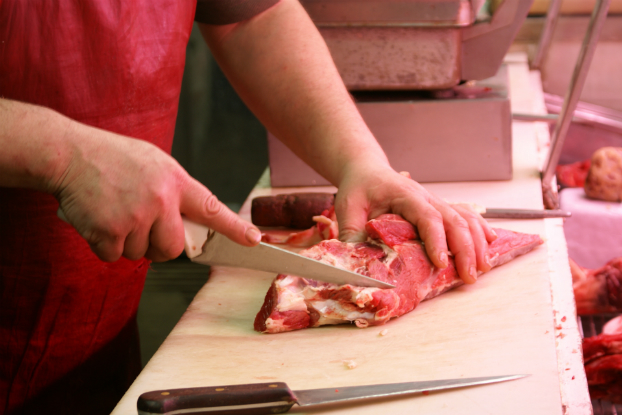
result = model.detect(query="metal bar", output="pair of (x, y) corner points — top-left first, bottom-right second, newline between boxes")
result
(512, 113), (559, 123)
(541, 0), (612, 209)
(531, 0), (563, 69)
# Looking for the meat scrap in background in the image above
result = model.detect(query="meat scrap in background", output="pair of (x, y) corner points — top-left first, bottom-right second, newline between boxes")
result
(556, 159), (590, 188)
(584, 147), (622, 202)
(572, 256), (622, 404)
(571, 258), (622, 315)
(583, 315), (622, 404)
(254, 214), (543, 334)
(556, 146), (622, 202)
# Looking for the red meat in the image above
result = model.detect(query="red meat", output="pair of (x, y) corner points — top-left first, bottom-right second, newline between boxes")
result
(572, 257), (622, 315)
(254, 214), (543, 333)
(556, 159), (591, 188)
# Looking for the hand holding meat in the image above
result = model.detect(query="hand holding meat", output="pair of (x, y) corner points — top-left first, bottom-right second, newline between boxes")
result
(334, 165), (497, 284)
(51, 122), (260, 263)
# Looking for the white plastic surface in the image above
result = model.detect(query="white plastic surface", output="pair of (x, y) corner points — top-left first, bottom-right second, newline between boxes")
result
(560, 187), (622, 268)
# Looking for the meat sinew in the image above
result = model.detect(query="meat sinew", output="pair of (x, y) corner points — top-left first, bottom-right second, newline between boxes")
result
(254, 214), (543, 334)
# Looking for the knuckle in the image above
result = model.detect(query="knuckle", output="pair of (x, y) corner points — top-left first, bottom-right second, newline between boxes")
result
(151, 191), (168, 210)
(448, 213), (469, 230)
(90, 241), (122, 262)
(203, 193), (223, 217)
(158, 239), (184, 260)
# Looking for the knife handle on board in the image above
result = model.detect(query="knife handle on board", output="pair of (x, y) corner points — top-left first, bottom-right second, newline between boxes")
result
(137, 382), (297, 415)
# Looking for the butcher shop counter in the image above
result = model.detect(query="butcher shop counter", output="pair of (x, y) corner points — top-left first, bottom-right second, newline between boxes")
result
(112, 54), (591, 414)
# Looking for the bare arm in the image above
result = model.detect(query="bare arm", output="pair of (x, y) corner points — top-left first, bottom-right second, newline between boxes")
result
(199, 0), (497, 283)
(0, 98), (261, 262)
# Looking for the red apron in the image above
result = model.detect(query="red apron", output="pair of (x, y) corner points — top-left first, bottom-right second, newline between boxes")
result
(0, 1), (195, 413)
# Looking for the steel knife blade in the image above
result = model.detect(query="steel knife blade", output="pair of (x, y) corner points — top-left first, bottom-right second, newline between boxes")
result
(182, 218), (395, 289)
(137, 375), (528, 415)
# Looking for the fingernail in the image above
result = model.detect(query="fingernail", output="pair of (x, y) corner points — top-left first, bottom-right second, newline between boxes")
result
(491, 229), (497, 238)
(485, 254), (491, 267)
(246, 227), (262, 245)
(438, 252), (448, 267)
(469, 266), (478, 282)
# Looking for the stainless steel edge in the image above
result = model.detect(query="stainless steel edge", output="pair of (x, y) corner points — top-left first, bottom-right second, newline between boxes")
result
(192, 232), (395, 289)
(300, 0), (475, 27)
(531, 0), (563, 70)
(544, 93), (622, 134)
(293, 375), (529, 406)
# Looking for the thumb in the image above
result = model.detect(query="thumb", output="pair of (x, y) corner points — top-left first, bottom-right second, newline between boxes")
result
(180, 178), (261, 247)
(334, 194), (369, 243)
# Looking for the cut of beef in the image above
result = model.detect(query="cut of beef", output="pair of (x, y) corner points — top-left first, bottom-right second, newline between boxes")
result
(571, 257), (622, 315)
(254, 214), (543, 334)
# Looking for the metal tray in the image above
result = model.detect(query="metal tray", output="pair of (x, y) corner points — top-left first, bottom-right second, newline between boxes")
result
(301, 0), (533, 89)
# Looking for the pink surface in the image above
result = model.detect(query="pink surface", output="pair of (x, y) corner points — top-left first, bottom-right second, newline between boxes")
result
(560, 188), (622, 268)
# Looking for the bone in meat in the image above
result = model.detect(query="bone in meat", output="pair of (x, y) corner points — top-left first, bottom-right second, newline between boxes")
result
(254, 214), (543, 334)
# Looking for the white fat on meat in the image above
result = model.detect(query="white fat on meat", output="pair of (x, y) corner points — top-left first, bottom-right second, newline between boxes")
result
(274, 275), (380, 326)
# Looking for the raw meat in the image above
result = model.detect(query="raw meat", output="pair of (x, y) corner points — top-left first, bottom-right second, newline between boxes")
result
(583, 316), (622, 403)
(556, 160), (590, 188)
(260, 208), (338, 247)
(251, 193), (335, 229)
(571, 257), (622, 315)
(584, 147), (622, 202)
(254, 214), (543, 334)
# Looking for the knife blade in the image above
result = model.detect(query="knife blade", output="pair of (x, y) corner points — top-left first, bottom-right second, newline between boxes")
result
(137, 375), (528, 415)
(182, 218), (395, 289)
(481, 208), (571, 219)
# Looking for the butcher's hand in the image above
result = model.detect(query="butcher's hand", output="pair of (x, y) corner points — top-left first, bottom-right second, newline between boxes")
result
(334, 165), (497, 284)
(52, 125), (261, 263)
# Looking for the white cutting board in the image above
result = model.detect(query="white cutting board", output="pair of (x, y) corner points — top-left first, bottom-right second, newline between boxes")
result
(114, 216), (561, 414)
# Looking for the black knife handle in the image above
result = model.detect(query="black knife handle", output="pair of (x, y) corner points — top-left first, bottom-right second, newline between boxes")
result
(137, 382), (297, 415)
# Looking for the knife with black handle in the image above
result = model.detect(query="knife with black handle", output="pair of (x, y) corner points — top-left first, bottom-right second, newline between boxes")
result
(137, 375), (527, 415)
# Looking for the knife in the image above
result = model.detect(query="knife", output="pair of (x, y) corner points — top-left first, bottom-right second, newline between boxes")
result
(481, 208), (571, 219)
(182, 218), (395, 289)
(137, 374), (528, 415)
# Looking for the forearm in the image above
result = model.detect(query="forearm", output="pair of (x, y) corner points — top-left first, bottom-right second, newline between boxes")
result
(0, 98), (73, 192)
(199, 0), (494, 282)
(199, 0), (390, 186)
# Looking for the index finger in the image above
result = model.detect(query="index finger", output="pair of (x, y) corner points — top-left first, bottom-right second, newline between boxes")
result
(180, 177), (261, 246)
